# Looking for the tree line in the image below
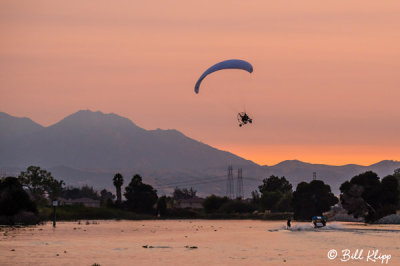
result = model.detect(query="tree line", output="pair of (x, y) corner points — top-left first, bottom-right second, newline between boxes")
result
(202, 170), (399, 222)
(0, 165), (399, 224)
(202, 175), (338, 220)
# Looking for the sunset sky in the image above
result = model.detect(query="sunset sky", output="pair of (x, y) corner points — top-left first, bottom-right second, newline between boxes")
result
(1, 0), (399, 166)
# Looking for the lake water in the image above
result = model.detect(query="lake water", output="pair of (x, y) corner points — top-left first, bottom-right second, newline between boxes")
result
(1, 220), (399, 265)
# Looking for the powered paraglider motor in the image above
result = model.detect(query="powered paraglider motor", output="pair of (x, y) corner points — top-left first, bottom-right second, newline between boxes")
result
(237, 112), (252, 127)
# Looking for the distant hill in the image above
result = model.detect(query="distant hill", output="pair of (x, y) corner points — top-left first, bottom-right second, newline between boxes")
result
(0, 112), (43, 146)
(261, 160), (400, 195)
(0, 110), (399, 196)
(0, 110), (257, 170)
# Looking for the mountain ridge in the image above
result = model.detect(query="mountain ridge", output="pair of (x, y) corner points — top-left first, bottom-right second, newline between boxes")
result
(0, 110), (398, 196)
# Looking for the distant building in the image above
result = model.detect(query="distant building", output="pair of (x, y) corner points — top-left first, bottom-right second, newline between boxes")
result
(58, 197), (100, 208)
(175, 197), (204, 209)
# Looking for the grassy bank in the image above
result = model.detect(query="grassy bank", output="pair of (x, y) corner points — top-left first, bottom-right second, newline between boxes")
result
(39, 205), (291, 221)
(39, 205), (154, 221)
(37, 205), (293, 222)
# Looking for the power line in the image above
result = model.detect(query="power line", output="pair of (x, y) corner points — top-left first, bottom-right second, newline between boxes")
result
(154, 175), (260, 189)
(154, 178), (226, 189)
(155, 174), (226, 187)
(151, 169), (263, 197)
(242, 176), (261, 181)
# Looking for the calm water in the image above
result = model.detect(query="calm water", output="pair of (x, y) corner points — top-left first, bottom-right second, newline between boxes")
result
(1, 220), (399, 265)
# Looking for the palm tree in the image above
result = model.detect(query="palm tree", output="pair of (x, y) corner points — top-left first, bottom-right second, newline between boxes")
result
(113, 173), (124, 204)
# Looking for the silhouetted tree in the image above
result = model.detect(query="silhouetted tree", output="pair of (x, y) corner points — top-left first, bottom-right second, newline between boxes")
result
(113, 173), (124, 205)
(124, 174), (158, 213)
(80, 185), (99, 199)
(394, 168), (400, 178)
(202, 195), (230, 213)
(251, 190), (260, 205)
(0, 177), (37, 223)
(173, 187), (197, 200)
(339, 171), (398, 222)
(276, 191), (293, 212)
(218, 200), (256, 214)
(260, 191), (282, 211)
(340, 184), (369, 219)
(380, 175), (399, 215)
(157, 196), (167, 216)
(18, 166), (64, 203)
(394, 168), (400, 208)
(381, 175), (399, 206)
(100, 189), (115, 207)
(293, 180), (338, 220)
(60, 185), (100, 200)
(258, 175), (293, 212)
(258, 175), (292, 194)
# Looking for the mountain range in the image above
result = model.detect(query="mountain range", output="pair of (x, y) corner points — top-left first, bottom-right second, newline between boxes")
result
(0, 110), (399, 196)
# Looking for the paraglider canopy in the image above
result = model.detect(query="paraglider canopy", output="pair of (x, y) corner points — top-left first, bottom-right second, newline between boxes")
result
(194, 59), (253, 94)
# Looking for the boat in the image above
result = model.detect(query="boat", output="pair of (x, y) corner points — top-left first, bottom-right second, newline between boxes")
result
(312, 216), (327, 228)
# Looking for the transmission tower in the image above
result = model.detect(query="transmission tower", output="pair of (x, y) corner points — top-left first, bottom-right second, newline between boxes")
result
(236, 168), (243, 199)
(226, 165), (234, 199)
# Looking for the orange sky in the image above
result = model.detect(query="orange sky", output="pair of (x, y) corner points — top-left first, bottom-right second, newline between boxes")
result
(1, 0), (399, 166)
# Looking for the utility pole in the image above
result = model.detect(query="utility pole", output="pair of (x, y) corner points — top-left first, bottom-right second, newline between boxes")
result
(236, 168), (243, 199)
(227, 165), (234, 199)
(313, 172), (317, 181)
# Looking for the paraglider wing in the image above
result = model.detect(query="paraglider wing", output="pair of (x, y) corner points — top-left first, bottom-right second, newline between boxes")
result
(194, 59), (253, 94)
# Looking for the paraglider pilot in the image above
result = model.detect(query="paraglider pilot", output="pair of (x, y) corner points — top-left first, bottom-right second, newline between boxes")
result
(238, 112), (253, 127)
(194, 59), (255, 127)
